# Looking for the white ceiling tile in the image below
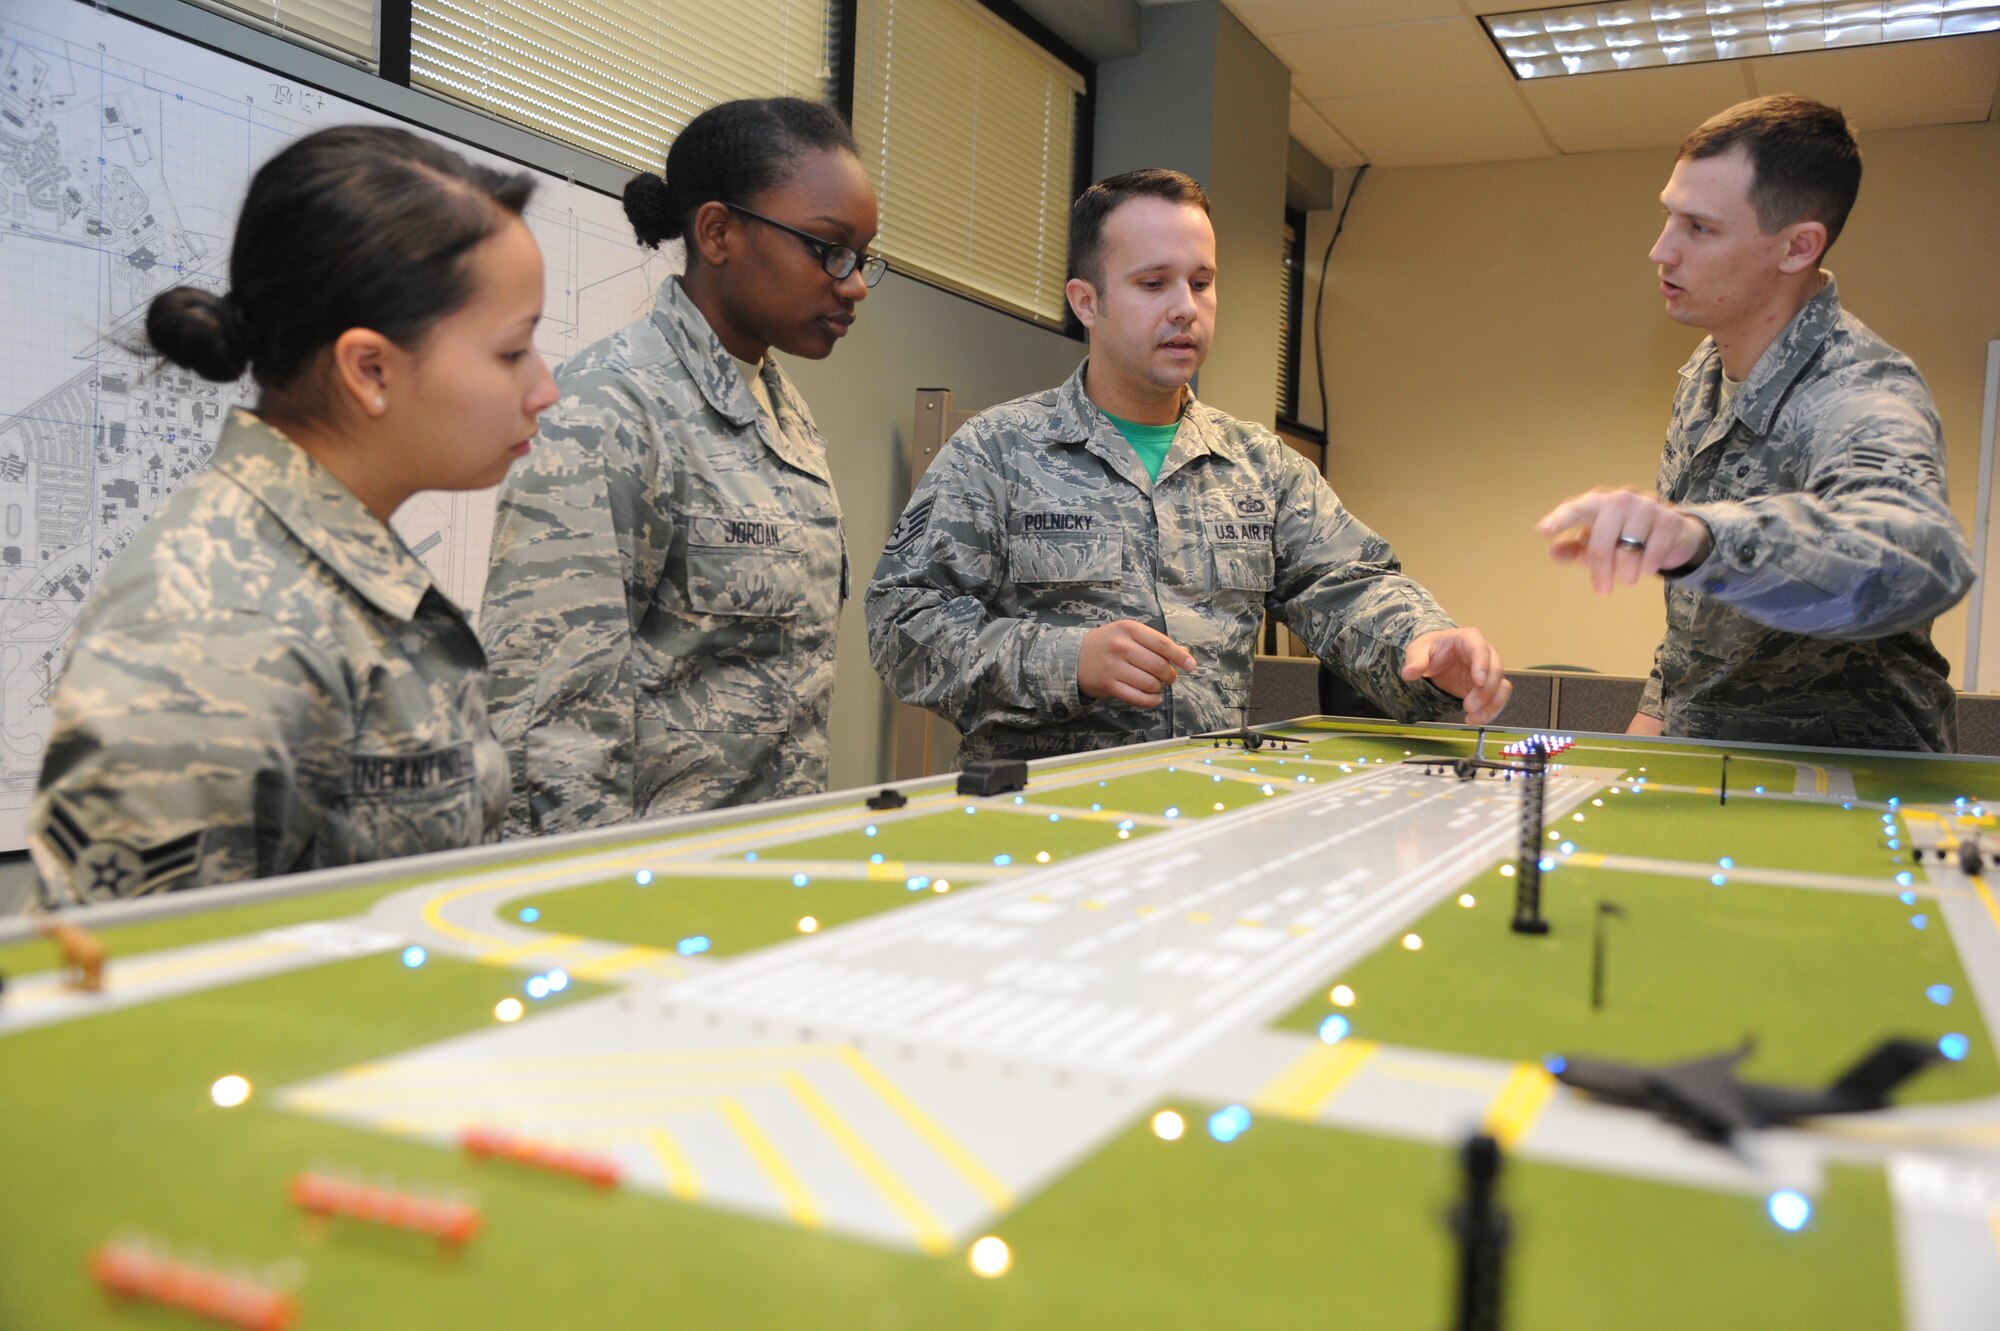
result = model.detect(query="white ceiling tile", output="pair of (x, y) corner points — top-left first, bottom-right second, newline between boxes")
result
(1278, 18), (1512, 101)
(1313, 85), (1555, 167)
(1555, 128), (1700, 155)
(1521, 62), (1752, 140)
(1844, 102), (1997, 132)
(1290, 101), (1367, 167)
(1225, 0), (1462, 38)
(1747, 33), (2000, 121)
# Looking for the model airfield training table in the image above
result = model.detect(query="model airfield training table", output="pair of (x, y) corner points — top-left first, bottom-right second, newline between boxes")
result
(3, 718), (1998, 1329)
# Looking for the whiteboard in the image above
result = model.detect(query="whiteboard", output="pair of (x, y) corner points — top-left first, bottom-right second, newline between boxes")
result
(0, 2), (678, 849)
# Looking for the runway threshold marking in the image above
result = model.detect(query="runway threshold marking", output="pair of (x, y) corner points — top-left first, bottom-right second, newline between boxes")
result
(1482, 1063), (1557, 1150)
(1252, 1040), (1381, 1121)
(782, 1071), (952, 1253)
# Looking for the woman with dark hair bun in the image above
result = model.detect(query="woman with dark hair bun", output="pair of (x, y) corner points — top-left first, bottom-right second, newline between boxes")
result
(482, 96), (881, 832)
(27, 125), (558, 904)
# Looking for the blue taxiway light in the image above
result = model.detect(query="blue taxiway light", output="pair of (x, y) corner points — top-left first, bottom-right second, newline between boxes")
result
(1208, 1105), (1253, 1143)
(1767, 1190), (1811, 1232)
(1896, 872), (1914, 886)
(744, 852), (759, 862)
(864, 825), (878, 837)
(1927, 984), (1953, 1006)
(993, 854), (1013, 866)
(1899, 891), (1918, 906)
(1711, 874), (1728, 887)
(401, 946), (426, 969)
(792, 873), (810, 887)
(547, 970), (569, 992)
(676, 936), (712, 956)
(518, 907), (540, 923)
(1719, 857), (1734, 869)
(1318, 1014), (1351, 1045)
(1939, 1033), (1971, 1061)
(869, 853), (885, 864)
(1912, 915), (1930, 930)
(634, 869), (654, 886)
(525, 975), (551, 999)
(1543, 1055), (1568, 1076)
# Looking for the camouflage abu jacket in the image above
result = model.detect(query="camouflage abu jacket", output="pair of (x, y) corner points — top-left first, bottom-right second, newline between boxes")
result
(481, 277), (846, 833)
(866, 361), (1461, 761)
(30, 410), (507, 904)
(1642, 276), (1972, 751)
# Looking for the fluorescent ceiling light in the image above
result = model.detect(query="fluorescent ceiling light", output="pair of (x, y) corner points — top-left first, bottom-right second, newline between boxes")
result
(1483, 0), (2000, 78)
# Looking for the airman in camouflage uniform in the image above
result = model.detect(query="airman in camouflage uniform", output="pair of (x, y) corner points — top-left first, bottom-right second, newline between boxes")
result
(866, 361), (1468, 761)
(481, 277), (846, 833)
(1639, 276), (1972, 750)
(30, 410), (508, 905)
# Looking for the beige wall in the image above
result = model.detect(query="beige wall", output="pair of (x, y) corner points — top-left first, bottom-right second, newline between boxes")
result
(1312, 118), (2000, 686)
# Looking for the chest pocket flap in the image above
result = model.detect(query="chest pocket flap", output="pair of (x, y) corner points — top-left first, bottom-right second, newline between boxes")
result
(685, 512), (805, 617)
(1012, 532), (1119, 585)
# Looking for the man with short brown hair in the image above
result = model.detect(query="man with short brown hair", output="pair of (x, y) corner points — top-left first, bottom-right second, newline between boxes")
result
(1537, 95), (1971, 751)
(868, 169), (1510, 761)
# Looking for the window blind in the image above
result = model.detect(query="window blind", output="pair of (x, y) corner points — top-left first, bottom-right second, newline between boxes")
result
(412, 0), (834, 172)
(851, 0), (1084, 327)
(200, 0), (378, 64)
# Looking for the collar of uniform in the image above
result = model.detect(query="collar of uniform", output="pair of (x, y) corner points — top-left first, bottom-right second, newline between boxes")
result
(652, 276), (761, 430)
(1731, 273), (1841, 437)
(651, 276), (830, 482)
(1674, 274), (1841, 437)
(211, 409), (434, 622)
(1043, 359), (1239, 474)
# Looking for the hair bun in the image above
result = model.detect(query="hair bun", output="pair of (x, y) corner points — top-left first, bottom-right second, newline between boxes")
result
(622, 171), (679, 249)
(146, 286), (253, 382)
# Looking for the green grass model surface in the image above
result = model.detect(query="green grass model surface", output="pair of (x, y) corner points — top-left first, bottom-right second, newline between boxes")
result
(4, 720), (1991, 1329)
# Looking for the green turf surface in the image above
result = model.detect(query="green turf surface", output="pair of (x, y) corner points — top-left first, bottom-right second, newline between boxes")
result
(1276, 866), (1998, 1104)
(1558, 788), (1905, 876)
(1035, 764), (1303, 817)
(757, 805), (1145, 867)
(0, 947), (1901, 1331)
(963, 1105), (1898, 1331)
(510, 872), (990, 957)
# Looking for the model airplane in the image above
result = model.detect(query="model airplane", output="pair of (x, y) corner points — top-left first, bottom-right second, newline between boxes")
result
(1402, 728), (1533, 782)
(1551, 1037), (1939, 1144)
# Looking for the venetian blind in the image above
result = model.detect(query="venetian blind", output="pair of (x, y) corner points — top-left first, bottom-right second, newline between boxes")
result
(411, 0), (834, 172)
(200, 0), (377, 64)
(851, 0), (1085, 326)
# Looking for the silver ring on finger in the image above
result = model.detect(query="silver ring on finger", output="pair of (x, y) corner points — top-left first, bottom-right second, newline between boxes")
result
(1615, 534), (1647, 552)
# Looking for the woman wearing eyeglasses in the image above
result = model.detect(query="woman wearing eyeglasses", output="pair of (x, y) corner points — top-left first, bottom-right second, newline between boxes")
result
(482, 97), (884, 831)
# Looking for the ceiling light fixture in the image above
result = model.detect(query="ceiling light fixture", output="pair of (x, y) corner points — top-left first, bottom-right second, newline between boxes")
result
(1483, 0), (2000, 78)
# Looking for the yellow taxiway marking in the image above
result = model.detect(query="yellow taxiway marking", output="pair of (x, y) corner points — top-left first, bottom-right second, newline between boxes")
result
(834, 1046), (1014, 1210)
(1567, 852), (1608, 868)
(1482, 1063), (1557, 1151)
(1972, 875), (2000, 939)
(1185, 911), (1213, 925)
(1374, 1059), (1506, 1094)
(566, 945), (682, 982)
(4, 937), (304, 1008)
(644, 1126), (702, 1200)
(1252, 1040), (1380, 1121)
(783, 1072), (951, 1253)
(476, 933), (587, 967)
(724, 1099), (824, 1228)
(865, 861), (910, 881)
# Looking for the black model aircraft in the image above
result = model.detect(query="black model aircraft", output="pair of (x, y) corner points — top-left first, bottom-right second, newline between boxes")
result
(1401, 728), (1531, 782)
(1551, 1037), (1940, 1144)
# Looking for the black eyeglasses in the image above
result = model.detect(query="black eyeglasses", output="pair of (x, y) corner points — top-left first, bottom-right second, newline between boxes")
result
(725, 203), (888, 287)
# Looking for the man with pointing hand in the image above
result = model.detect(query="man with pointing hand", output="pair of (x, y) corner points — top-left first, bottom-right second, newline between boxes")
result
(867, 169), (1508, 764)
(1538, 96), (1971, 752)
